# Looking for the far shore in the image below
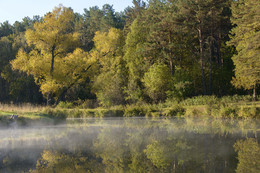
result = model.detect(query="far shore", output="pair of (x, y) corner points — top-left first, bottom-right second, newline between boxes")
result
(1, 96), (259, 127)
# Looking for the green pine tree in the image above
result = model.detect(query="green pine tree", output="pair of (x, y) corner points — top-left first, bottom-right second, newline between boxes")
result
(228, 0), (260, 100)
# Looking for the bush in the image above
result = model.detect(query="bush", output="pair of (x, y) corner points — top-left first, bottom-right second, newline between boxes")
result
(206, 103), (259, 119)
(143, 104), (159, 116)
(220, 95), (253, 104)
(68, 109), (97, 118)
(164, 98), (179, 108)
(95, 109), (124, 117)
(124, 105), (146, 117)
(70, 108), (83, 118)
(180, 95), (219, 106)
(57, 101), (74, 109)
(238, 106), (260, 119)
(93, 109), (108, 117)
(77, 99), (98, 109)
(44, 108), (67, 119)
(163, 105), (186, 117)
(218, 106), (238, 118)
(185, 107), (206, 117)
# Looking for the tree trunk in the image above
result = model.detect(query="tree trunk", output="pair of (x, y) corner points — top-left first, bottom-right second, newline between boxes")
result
(168, 31), (175, 76)
(198, 28), (207, 95)
(169, 58), (175, 76)
(47, 93), (52, 106)
(253, 85), (257, 101)
(48, 46), (56, 105)
(50, 46), (55, 75)
(209, 38), (213, 95)
(209, 13), (215, 96)
(55, 88), (69, 106)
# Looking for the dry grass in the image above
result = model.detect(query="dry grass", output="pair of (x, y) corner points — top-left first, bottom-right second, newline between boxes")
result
(0, 103), (45, 113)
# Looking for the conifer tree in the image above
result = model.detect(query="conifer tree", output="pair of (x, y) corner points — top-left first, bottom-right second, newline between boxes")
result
(228, 0), (260, 100)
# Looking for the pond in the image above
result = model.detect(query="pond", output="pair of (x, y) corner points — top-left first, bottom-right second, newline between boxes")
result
(0, 117), (259, 172)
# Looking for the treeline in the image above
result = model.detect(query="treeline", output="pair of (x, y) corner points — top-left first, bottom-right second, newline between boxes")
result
(0, 0), (259, 106)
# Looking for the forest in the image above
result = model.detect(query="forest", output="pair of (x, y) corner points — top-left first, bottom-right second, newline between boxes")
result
(0, 0), (259, 107)
(0, 1), (259, 171)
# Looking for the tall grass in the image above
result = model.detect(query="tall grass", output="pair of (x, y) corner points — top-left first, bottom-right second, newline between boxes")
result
(0, 103), (44, 113)
(219, 95), (255, 104)
(179, 95), (258, 106)
(180, 95), (219, 106)
(0, 95), (258, 120)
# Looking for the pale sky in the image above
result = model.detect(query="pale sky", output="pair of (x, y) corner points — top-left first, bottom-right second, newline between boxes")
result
(0, 0), (134, 24)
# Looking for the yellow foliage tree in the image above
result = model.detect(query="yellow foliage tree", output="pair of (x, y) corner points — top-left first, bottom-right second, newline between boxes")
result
(91, 28), (127, 106)
(11, 5), (95, 104)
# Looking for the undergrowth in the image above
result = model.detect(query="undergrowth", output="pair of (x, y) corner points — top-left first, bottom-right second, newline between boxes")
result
(0, 95), (259, 120)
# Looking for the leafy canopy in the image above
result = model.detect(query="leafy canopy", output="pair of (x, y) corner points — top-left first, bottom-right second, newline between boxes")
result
(11, 5), (93, 101)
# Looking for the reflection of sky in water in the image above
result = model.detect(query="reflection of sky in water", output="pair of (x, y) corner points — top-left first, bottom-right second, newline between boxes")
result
(0, 117), (259, 172)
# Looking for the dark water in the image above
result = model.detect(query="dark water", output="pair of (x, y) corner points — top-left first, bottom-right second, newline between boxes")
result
(0, 117), (259, 173)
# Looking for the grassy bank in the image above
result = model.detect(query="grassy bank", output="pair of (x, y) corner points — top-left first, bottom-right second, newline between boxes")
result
(0, 95), (259, 125)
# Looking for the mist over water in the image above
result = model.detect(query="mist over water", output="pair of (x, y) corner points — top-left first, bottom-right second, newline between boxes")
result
(0, 117), (259, 172)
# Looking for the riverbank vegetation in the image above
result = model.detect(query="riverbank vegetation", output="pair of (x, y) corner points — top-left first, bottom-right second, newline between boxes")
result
(0, 0), (259, 115)
(1, 95), (259, 125)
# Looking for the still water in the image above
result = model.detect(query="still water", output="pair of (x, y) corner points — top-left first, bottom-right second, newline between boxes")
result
(0, 117), (259, 173)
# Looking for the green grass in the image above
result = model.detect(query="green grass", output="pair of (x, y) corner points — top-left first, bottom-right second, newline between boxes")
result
(0, 95), (259, 125)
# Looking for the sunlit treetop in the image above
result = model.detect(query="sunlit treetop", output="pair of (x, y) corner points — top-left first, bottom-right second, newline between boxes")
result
(11, 5), (94, 103)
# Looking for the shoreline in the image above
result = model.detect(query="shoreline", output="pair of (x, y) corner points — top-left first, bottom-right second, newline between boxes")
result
(1, 101), (259, 126)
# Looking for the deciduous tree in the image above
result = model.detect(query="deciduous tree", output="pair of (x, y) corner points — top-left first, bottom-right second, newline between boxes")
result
(92, 28), (127, 106)
(11, 5), (93, 105)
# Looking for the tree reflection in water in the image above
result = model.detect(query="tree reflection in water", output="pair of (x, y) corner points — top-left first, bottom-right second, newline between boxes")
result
(0, 117), (259, 172)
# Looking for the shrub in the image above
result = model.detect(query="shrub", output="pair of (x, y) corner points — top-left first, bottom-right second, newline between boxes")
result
(70, 108), (83, 118)
(218, 106), (238, 118)
(44, 108), (67, 119)
(143, 104), (159, 116)
(220, 95), (253, 104)
(163, 105), (186, 117)
(111, 109), (124, 117)
(180, 95), (219, 106)
(77, 99), (98, 109)
(67, 109), (97, 118)
(238, 106), (259, 119)
(124, 105), (146, 117)
(97, 109), (124, 117)
(163, 98), (179, 108)
(94, 109), (108, 117)
(150, 112), (162, 117)
(185, 107), (206, 117)
(57, 101), (74, 109)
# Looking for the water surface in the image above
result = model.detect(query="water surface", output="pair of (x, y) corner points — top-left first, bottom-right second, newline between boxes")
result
(0, 117), (259, 172)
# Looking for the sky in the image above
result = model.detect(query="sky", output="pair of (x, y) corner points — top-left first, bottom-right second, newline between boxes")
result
(0, 0), (134, 24)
